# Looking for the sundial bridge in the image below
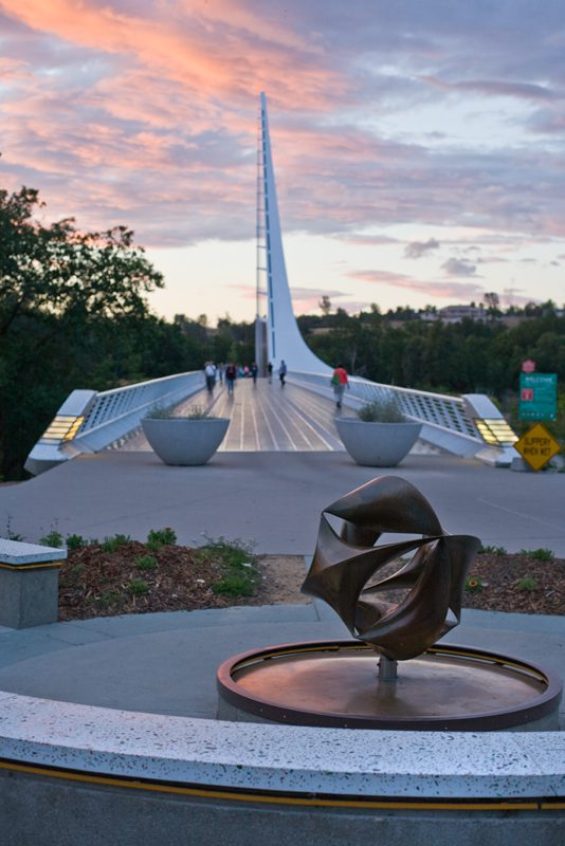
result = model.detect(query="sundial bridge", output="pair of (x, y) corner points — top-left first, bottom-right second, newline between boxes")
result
(26, 94), (518, 476)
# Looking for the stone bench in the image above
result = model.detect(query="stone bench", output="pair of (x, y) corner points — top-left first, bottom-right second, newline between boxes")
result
(0, 539), (66, 628)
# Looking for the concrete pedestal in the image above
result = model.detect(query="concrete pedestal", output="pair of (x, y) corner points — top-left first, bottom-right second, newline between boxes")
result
(0, 539), (65, 628)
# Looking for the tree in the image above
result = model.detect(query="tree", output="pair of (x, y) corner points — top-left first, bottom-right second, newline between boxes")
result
(0, 187), (163, 335)
(319, 295), (332, 316)
(0, 185), (165, 478)
(483, 292), (500, 318)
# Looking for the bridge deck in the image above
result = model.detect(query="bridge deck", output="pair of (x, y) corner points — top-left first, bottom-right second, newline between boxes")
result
(120, 378), (350, 452)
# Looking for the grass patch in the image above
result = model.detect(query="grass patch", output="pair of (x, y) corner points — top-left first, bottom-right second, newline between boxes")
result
(95, 590), (122, 610)
(101, 534), (131, 553)
(519, 548), (554, 561)
(515, 577), (538, 592)
(128, 579), (150, 596)
(39, 530), (64, 548)
(66, 534), (87, 549)
(146, 527), (177, 549)
(197, 536), (260, 598)
(135, 554), (157, 572)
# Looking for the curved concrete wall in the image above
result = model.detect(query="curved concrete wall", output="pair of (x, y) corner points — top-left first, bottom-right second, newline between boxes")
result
(0, 690), (563, 845)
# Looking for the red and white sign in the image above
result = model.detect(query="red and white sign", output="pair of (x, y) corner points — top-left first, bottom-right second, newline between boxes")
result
(521, 359), (536, 373)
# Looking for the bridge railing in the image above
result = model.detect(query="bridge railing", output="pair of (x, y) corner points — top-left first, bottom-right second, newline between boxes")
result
(25, 371), (205, 475)
(288, 371), (518, 464)
(26, 368), (518, 475)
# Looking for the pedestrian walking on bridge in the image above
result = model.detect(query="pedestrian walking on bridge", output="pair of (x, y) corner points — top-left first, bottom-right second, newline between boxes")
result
(225, 363), (237, 395)
(279, 360), (287, 387)
(331, 363), (349, 408)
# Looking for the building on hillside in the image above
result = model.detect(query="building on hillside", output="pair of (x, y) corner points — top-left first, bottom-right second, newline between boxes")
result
(437, 304), (486, 323)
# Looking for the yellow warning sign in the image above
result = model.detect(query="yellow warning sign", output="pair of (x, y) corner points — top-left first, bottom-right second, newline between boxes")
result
(515, 423), (561, 471)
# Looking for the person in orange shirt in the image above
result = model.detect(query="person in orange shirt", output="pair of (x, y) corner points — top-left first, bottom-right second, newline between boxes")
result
(331, 363), (349, 408)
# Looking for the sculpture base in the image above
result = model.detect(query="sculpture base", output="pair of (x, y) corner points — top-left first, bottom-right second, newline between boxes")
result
(217, 641), (562, 731)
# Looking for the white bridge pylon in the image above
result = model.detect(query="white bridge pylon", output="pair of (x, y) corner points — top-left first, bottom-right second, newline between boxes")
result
(255, 93), (330, 376)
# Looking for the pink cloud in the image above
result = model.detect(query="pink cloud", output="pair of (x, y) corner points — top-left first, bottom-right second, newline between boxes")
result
(1, 0), (564, 260)
(0, 0), (346, 110)
(349, 269), (484, 300)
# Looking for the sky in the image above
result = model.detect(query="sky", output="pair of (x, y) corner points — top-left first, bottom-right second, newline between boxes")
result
(1, 0), (565, 324)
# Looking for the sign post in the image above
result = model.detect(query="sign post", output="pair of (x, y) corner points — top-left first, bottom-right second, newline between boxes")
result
(514, 423), (560, 471)
(519, 373), (557, 422)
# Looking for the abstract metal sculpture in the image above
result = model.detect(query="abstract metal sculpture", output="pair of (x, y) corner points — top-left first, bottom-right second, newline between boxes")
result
(302, 476), (481, 661)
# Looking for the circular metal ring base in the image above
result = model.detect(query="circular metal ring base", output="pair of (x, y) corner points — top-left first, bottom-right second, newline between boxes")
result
(217, 641), (562, 731)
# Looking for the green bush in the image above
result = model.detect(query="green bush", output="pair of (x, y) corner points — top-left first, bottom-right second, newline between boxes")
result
(100, 534), (131, 553)
(145, 405), (175, 419)
(519, 547), (554, 561)
(357, 398), (405, 423)
(145, 404), (212, 420)
(136, 554), (157, 571)
(128, 579), (150, 596)
(39, 530), (64, 548)
(146, 527), (177, 549)
(515, 576), (538, 592)
(66, 533), (87, 549)
(95, 590), (122, 609)
(213, 572), (257, 597)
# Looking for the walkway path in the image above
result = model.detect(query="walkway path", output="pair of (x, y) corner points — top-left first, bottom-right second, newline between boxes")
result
(1, 452), (565, 555)
(121, 378), (349, 452)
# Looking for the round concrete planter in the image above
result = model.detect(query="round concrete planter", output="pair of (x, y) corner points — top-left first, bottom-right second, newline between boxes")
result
(335, 418), (422, 467)
(141, 417), (229, 466)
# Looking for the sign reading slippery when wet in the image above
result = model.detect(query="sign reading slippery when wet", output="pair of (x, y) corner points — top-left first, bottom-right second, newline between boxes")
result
(514, 422), (561, 471)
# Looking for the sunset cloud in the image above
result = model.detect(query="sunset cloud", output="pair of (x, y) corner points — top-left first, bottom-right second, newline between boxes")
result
(1, 1), (564, 318)
(348, 269), (484, 301)
(442, 258), (478, 277)
(405, 238), (440, 258)
(422, 76), (561, 103)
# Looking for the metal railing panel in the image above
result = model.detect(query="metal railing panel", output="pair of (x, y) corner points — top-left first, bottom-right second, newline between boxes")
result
(287, 371), (517, 464)
(25, 371), (205, 475)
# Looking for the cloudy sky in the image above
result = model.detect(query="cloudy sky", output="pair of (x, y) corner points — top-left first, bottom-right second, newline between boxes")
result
(1, 1), (564, 322)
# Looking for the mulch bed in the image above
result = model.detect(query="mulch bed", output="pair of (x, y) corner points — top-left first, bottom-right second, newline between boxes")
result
(464, 551), (564, 615)
(58, 542), (564, 621)
(59, 542), (235, 620)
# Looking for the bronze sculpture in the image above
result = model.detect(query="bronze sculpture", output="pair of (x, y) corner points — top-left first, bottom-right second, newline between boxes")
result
(302, 476), (481, 661)
(219, 475), (560, 730)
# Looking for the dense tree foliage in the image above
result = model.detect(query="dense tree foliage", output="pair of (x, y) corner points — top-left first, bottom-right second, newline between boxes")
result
(298, 308), (565, 396)
(1, 188), (177, 478)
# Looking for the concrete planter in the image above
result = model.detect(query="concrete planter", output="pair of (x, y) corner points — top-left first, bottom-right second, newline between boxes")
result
(335, 418), (422, 467)
(141, 418), (229, 466)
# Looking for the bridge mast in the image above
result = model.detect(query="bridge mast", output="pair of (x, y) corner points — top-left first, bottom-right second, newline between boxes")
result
(255, 93), (330, 376)
(254, 97), (268, 375)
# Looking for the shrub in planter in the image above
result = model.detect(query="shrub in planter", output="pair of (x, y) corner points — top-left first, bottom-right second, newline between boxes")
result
(142, 405), (229, 466)
(335, 397), (422, 467)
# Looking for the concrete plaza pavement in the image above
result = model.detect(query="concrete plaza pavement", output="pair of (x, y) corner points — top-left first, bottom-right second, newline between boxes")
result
(0, 598), (563, 727)
(0, 450), (564, 555)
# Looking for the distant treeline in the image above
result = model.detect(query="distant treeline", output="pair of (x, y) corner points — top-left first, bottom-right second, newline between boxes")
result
(297, 305), (565, 396)
(1, 308), (257, 481)
(4, 304), (563, 480)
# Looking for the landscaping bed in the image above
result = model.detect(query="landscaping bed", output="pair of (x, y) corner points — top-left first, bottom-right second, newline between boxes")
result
(56, 530), (564, 620)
